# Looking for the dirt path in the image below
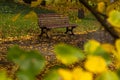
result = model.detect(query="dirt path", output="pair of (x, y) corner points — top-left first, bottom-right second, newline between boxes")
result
(0, 30), (115, 62)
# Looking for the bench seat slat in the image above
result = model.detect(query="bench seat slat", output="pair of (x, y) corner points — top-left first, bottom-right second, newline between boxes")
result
(42, 24), (77, 28)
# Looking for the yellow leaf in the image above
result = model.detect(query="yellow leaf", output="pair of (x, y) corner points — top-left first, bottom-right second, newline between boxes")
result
(101, 43), (114, 53)
(72, 68), (93, 80)
(97, 2), (105, 13)
(0, 69), (12, 80)
(84, 40), (100, 54)
(12, 13), (21, 22)
(72, 67), (82, 80)
(85, 56), (107, 73)
(31, 0), (42, 7)
(113, 39), (120, 69)
(58, 69), (72, 80)
(107, 10), (120, 28)
(24, 11), (37, 19)
(115, 39), (120, 53)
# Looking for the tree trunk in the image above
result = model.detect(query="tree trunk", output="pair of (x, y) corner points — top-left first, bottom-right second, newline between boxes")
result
(23, 0), (37, 4)
(79, 0), (119, 39)
(78, 8), (85, 19)
(40, 0), (46, 6)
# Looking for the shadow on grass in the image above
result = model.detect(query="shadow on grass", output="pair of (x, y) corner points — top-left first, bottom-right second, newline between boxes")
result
(0, 2), (55, 15)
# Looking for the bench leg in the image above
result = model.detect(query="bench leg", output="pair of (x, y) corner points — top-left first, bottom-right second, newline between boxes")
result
(65, 26), (75, 35)
(39, 27), (49, 38)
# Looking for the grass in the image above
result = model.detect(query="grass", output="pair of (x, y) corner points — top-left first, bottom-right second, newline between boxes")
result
(0, 2), (102, 38)
(0, 2), (54, 38)
(0, 13), (38, 37)
(75, 14), (102, 33)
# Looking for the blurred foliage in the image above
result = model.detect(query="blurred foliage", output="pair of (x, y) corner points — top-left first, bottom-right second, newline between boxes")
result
(106, 0), (120, 15)
(7, 46), (46, 80)
(85, 55), (107, 73)
(54, 44), (85, 65)
(107, 10), (120, 37)
(84, 40), (111, 64)
(107, 10), (120, 28)
(96, 71), (119, 80)
(97, 2), (106, 13)
(0, 70), (12, 80)
(44, 39), (120, 80)
(0, 39), (120, 80)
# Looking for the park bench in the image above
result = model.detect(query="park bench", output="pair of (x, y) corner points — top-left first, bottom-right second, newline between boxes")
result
(38, 13), (77, 38)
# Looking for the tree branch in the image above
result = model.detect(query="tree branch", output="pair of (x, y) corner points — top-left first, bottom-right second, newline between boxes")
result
(79, 0), (119, 39)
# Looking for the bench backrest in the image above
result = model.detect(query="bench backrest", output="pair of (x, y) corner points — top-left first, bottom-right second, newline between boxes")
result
(38, 13), (69, 27)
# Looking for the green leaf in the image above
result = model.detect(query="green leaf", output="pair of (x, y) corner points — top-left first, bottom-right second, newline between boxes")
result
(116, 69), (120, 79)
(7, 45), (25, 63)
(54, 44), (85, 65)
(17, 71), (35, 80)
(7, 46), (46, 80)
(44, 69), (60, 80)
(96, 71), (119, 80)
(107, 10), (120, 28)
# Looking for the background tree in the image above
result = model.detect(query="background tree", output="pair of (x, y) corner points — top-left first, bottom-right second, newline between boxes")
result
(78, 0), (120, 39)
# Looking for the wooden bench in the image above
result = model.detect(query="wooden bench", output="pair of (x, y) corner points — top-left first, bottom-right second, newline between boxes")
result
(38, 13), (77, 38)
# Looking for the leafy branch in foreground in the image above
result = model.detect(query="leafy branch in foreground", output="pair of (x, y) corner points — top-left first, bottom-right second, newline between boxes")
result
(0, 39), (119, 80)
(44, 39), (120, 80)
(7, 46), (46, 80)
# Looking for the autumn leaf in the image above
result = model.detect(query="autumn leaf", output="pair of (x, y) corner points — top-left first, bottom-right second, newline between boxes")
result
(0, 70), (12, 80)
(101, 43), (114, 53)
(107, 10), (120, 28)
(84, 40), (100, 54)
(72, 68), (93, 80)
(85, 56), (107, 73)
(24, 11), (37, 20)
(58, 69), (72, 80)
(54, 44), (85, 65)
(97, 2), (105, 13)
(31, 0), (42, 7)
(12, 13), (21, 22)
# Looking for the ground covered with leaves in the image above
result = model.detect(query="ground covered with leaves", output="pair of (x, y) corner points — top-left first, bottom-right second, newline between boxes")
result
(0, 30), (115, 79)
